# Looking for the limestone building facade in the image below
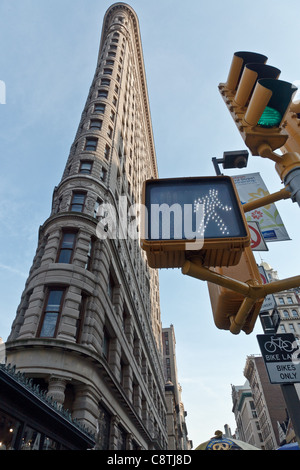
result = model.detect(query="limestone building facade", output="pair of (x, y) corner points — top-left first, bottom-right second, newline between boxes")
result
(162, 326), (192, 450)
(243, 355), (287, 450)
(6, 3), (168, 450)
(260, 262), (300, 338)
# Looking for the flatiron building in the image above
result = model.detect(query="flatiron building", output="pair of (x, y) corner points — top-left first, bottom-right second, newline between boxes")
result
(6, 3), (167, 450)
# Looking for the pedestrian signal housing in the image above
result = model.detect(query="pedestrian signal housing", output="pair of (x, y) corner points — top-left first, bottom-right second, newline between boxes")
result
(140, 176), (250, 269)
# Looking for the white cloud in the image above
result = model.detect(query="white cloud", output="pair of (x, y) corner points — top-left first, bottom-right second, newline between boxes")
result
(0, 263), (27, 278)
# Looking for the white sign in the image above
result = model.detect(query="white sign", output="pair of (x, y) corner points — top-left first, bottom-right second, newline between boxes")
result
(257, 334), (300, 384)
(261, 295), (276, 312)
(233, 172), (290, 242)
(248, 221), (268, 251)
(266, 362), (300, 384)
(258, 265), (276, 312)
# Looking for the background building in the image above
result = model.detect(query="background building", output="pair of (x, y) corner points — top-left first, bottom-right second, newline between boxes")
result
(5, 3), (168, 450)
(260, 262), (300, 338)
(241, 355), (286, 450)
(231, 381), (263, 448)
(162, 325), (192, 450)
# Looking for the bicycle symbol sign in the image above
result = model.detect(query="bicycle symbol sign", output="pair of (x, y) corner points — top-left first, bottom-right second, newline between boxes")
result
(264, 335), (294, 354)
(257, 333), (300, 384)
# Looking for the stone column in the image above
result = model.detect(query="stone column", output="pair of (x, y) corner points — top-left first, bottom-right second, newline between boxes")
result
(72, 383), (99, 432)
(110, 415), (120, 450)
(47, 376), (68, 406)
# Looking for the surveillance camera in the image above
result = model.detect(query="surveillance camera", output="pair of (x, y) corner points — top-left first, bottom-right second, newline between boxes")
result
(234, 155), (248, 168)
(222, 150), (249, 170)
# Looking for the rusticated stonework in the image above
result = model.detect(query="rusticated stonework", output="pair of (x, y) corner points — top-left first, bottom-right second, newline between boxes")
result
(6, 3), (167, 450)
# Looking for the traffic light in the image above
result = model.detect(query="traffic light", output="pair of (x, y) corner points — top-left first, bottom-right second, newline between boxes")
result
(282, 101), (300, 154)
(219, 51), (297, 155)
(182, 247), (300, 334)
(206, 246), (264, 334)
(140, 176), (250, 269)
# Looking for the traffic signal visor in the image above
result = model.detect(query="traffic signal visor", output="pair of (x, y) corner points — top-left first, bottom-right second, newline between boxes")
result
(219, 51), (298, 155)
(140, 176), (250, 269)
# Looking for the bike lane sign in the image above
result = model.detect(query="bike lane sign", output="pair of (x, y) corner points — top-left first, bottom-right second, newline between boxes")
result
(257, 334), (300, 384)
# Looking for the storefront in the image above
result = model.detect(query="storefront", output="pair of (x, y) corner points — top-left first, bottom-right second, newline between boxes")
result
(0, 364), (95, 450)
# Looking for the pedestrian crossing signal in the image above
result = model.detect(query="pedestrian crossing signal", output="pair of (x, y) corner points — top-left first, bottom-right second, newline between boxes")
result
(140, 176), (250, 269)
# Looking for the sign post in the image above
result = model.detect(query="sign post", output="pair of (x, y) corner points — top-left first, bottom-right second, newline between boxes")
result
(257, 333), (300, 447)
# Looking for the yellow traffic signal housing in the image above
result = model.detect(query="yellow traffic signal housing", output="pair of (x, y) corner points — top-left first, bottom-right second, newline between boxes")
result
(282, 101), (300, 154)
(140, 176), (250, 269)
(207, 246), (264, 334)
(219, 51), (297, 155)
(182, 250), (300, 335)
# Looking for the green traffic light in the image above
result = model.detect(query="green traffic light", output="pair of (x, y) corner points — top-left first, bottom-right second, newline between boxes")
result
(258, 106), (282, 128)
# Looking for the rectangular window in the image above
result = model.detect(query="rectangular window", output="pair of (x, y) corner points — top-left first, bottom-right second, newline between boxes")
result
(98, 89), (108, 99)
(85, 238), (95, 270)
(102, 328), (110, 359)
(85, 137), (98, 151)
(79, 161), (93, 174)
(118, 425), (126, 450)
(104, 144), (110, 160)
(89, 119), (102, 130)
(94, 103), (106, 114)
(94, 199), (102, 218)
(97, 404), (111, 450)
(101, 78), (110, 86)
(107, 274), (115, 301)
(71, 192), (86, 212)
(103, 68), (113, 75)
(100, 167), (107, 182)
(39, 289), (64, 337)
(107, 126), (113, 139)
(57, 232), (76, 263)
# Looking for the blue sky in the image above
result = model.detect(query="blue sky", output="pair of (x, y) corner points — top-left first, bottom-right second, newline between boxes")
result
(1, 0), (300, 447)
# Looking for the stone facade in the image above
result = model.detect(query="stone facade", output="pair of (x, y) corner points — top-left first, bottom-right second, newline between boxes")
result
(6, 3), (167, 450)
(162, 326), (192, 450)
(243, 355), (287, 450)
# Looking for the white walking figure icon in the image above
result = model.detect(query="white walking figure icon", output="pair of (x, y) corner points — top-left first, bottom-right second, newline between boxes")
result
(194, 188), (232, 237)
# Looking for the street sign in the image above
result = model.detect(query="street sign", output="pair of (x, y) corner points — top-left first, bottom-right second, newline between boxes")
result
(260, 309), (281, 334)
(258, 264), (276, 312)
(257, 333), (300, 384)
(248, 221), (268, 251)
(260, 295), (276, 312)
